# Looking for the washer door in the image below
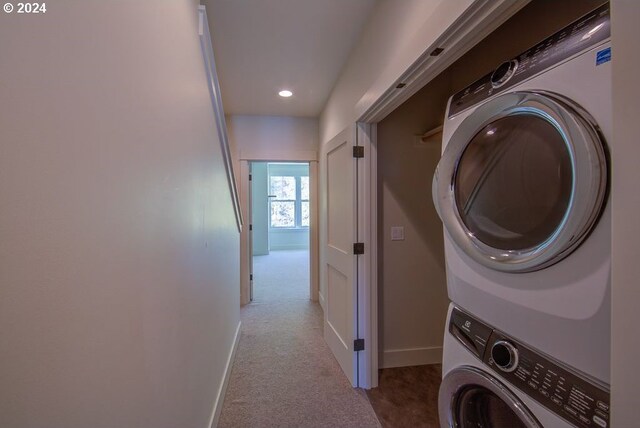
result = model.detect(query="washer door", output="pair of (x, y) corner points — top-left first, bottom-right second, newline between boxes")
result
(433, 91), (607, 272)
(439, 366), (541, 428)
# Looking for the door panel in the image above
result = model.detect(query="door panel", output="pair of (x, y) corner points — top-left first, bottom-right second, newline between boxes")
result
(327, 265), (349, 348)
(323, 125), (357, 385)
(327, 141), (351, 252)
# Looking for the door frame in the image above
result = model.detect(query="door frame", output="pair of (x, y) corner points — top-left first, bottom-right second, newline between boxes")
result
(356, 122), (377, 389)
(239, 150), (319, 306)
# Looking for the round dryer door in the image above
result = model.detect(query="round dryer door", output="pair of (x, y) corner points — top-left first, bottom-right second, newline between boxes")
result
(439, 366), (541, 428)
(433, 91), (607, 272)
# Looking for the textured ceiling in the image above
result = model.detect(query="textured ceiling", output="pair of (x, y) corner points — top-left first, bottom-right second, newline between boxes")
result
(204, 0), (377, 117)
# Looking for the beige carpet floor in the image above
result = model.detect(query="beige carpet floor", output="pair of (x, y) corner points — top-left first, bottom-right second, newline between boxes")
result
(218, 250), (381, 428)
(251, 250), (310, 303)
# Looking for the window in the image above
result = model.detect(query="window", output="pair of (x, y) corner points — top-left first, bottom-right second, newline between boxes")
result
(301, 176), (309, 227)
(270, 176), (296, 227)
(269, 165), (309, 228)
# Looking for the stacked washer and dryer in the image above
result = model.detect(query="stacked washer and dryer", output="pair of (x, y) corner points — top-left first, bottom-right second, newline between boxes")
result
(432, 4), (612, 428)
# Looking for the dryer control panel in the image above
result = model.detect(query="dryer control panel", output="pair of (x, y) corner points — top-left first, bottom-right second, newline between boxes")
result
(450, 307), (610, 428)
(448, 3), (610, 118)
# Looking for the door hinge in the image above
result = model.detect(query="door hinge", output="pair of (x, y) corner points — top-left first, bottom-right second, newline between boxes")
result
(353, 146), (364, 158)
(250, 274), (253, 281)
(353, 242), (364, 255)
(354, 339), (365, 352)
(249, 174), (252, 181)
(249, 224), (253, 231)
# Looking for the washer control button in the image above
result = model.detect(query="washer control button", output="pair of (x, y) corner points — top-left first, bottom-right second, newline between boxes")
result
(564, 405), (578, 416)
(596, 401), (609, 412)
(579, 415), (592, 425)
(491, 340), (519, 372)
(490, 60), (518, 88)
(593, 415), (607, 427)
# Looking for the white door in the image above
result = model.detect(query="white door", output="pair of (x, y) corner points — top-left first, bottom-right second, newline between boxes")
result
(323, 125), (360, 386)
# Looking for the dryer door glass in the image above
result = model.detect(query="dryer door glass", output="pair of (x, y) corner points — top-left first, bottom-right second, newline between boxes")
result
(456, 385), (527, 427)
(454, 114), (573, 251)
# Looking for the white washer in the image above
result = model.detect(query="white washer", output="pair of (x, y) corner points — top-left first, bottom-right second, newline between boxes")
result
(439, 304), (609, 428)
(432, 4), (612, 390)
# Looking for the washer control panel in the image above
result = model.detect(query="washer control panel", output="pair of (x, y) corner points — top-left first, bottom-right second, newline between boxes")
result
(449, 306), (493, 358)
(448, 3), (610, 118)
(450, 307), (610, 428)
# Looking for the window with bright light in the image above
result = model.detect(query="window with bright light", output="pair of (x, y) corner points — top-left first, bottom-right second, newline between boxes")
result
(269, 166), (309, 228)
(270, 176), (296, 227)
(301, 176), (309, 227)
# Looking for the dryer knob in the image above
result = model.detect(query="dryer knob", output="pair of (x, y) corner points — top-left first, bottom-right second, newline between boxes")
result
(490, 60), (518, 88)
(491, 340), (519, 372)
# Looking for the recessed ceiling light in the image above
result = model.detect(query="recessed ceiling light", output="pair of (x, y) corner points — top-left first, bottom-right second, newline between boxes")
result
(278, 90), (293, 98)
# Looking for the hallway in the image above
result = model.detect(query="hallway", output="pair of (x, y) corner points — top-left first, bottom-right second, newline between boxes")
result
(252, 250), (310, 303)
(218, 250), (381, 427)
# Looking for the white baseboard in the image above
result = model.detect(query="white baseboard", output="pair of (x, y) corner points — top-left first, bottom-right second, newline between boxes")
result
(318, 292), (325, 310)
(208, 321), (241, 428)
(380, 346), (442, 369)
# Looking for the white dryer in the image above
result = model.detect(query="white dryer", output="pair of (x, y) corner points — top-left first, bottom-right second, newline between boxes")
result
(432, 4), (612, 426)
(439, 304), (610, 428)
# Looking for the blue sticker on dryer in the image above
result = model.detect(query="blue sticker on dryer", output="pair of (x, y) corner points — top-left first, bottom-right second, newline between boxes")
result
(596, 47), (611, 65)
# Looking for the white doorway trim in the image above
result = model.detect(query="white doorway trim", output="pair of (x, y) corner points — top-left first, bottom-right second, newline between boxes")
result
(239, 151), (319, 306)
(351, 0), (530, 389)
(356, 122), (377, 389)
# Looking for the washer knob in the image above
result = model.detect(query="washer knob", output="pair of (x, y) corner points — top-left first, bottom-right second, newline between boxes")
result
(491, 340), (519, 372)
(490, 60), (518, 88)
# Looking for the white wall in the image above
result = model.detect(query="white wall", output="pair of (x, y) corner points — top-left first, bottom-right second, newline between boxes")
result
(269, 230), (309, 250)
(227, 115), (318, 160)
(611, 0), (640, 424)
(319, 0), (475, 145)
(0, 2), (239, 427)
